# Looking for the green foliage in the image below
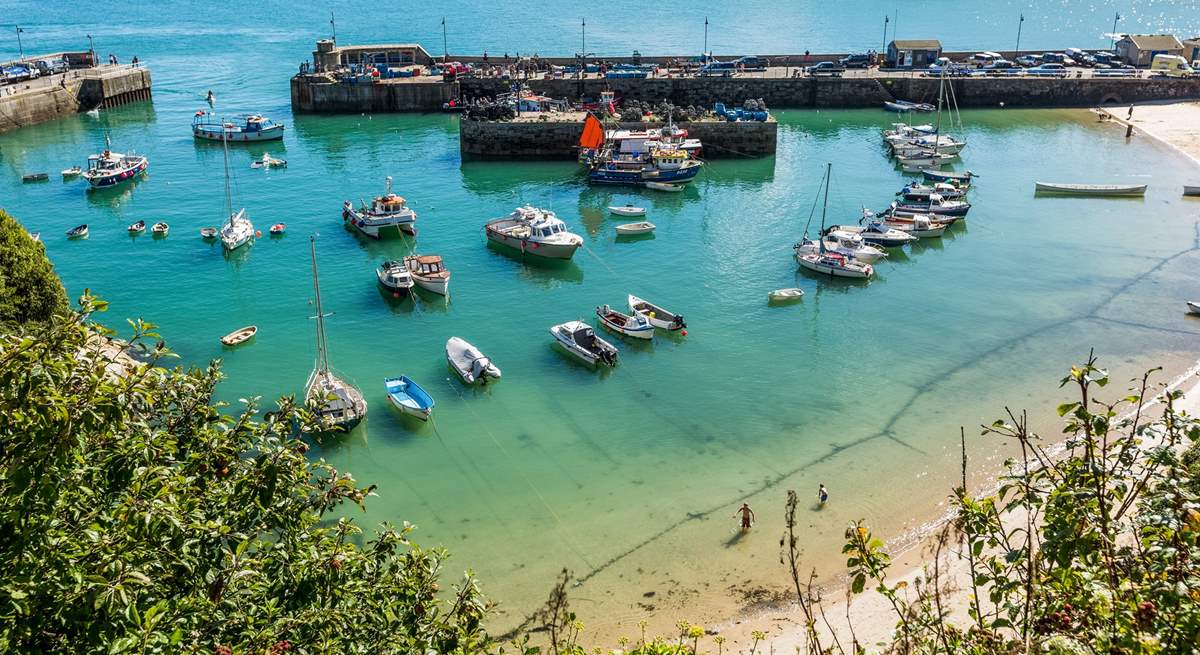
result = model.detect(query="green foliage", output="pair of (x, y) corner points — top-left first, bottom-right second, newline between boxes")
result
(0, 209), (69, 330)
(0, 295), (491, 654)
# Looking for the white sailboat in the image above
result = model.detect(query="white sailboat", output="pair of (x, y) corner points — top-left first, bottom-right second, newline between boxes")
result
(304, 236), (367, 431)
(796, 163), (874, 280)
(217, 125), (255, 251)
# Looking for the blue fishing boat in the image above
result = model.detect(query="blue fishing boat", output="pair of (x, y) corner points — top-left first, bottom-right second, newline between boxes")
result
(588, 149), (703, 186)
(384, 375), (435, 421)
(192, 111), (285, 142)
(82, 137), (148, 190)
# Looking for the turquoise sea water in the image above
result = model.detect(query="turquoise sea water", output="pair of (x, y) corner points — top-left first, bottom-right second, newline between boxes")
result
(4, 1), (1200, 638)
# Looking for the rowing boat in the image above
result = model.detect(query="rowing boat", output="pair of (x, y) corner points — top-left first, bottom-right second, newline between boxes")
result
(1034, 182), (1147, 196)
(220, 325), (257, 346)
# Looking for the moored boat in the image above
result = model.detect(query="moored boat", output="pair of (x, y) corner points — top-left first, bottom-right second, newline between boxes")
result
(794, 229), (888, 263)
(628, 294), (686, 331)
(922, 169), (975, 185)
(1034, 182), (1147, 196)
(609, 204), (647, 217)
(376, 260), (415, 298)
(644, 181), (685, 192)
(893, 194), (971, 216)
(589, 148), (703, 186)
(882, 213), (947, 238)
(484, 206), (583, 260)
(192, 111), (285, 142)
(269, 222), (286, 235)
(384, 375), (435, 421)
(66, 224), (88, 239)
(883, 100), (935, 113)
(446, 337), (502, 384)
(797, 250), (874, 278)
(61, 166), (82, 177)
(82, 140), (148, 189)
(250, 153), (287, 168)
(152, 222), (169, 236)
(595, 304), (654, 339)
(550, 320), (619, 367)
(768, 288), (805, 302)
(305, 236), (367, 432)
(615, 221), (655, 235)
(343, 177), (417, 238)
(402, 254), (451, 295)
(128, 220), (146, 234)
(200, 226), (218, 239)
(22, 172), (48, 182)
(1188, 301), (1200, 315)
(216, 125), (254, 251)
(220, 325), (257, 346)
(826, 222), (916, 248)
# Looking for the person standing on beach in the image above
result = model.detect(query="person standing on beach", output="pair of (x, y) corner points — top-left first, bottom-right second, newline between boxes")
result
(1127, 104), (1134, 119)
(818, 484), (829, 505)
(733, 503), (755, 531)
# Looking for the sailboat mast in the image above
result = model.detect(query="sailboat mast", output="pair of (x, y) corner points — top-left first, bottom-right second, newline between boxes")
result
(222, 124), (233, 224)
(818, 162), (831, 253)
(309, 236), (330, 375)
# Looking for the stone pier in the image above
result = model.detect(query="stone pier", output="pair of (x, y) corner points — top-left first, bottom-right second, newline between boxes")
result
(0, 65), (152, 134)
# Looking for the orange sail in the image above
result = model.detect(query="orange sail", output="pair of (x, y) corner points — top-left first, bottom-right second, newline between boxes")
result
(578, 113), (605, 150)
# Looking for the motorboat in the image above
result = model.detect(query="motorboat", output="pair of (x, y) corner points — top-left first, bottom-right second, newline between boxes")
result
(22, 173), (48, 182)
(305, 236), (367, 432)
(827, 222), (917, 247)
(220, 325), (257, 347)
(896, 151), (957, 170)
(609, 204), (647, 217)
(384, 375), (435, 421)
(883, 100), (935, 113)
(550, 320), (619, 366)
(922, 169), (975, 185)
(376, 260), (415, 298)
(128, 220), (146, 234)
(615, 222), (655, 235)
(628, 294), (686, 331)
(484, 206), (583, 260)
(588, 148), (703, 186)
(1188, 301), (1200, 315)
(644, 181), (685, 192)
(402, 254), (451, 295)
(797, 250), (873, 278)
(876, 205), (959, 227)
(61, 166), (82, 177)
(343, 177), (417, 238)
(446, 337), (502, 385)
(768, 288), (805, 302)
(794, 230), (887, 263)
(192, 111), (285, 142)
(898, 182), (966, 201)
(82, 144), (148, 190)
(200, 227), (218, 239)
(882, 213), (946, 238)
(892, 194), (971, 216)
(1034, 182), (1147, 197)
(152, 222), (169, 236)
(595, 304), (654, 339)
(269, 222), (286, 235)
(250, 153), (287, 168)
(66, 224), (88, 239)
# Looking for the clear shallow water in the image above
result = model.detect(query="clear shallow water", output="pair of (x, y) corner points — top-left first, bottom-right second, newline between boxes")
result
(4, 1), (1200, 638)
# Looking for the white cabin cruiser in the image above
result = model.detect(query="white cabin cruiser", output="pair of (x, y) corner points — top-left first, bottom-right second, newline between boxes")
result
(550, 320), (619, 366)
(343, 176), (417, 238)
(794, 229), (887, 264)
(484, 205), (583, 260)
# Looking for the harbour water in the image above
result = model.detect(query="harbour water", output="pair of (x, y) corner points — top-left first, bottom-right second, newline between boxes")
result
(4, 0), (1200, 640)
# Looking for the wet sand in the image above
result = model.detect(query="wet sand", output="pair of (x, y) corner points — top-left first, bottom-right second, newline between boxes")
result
(1097, 100), (1200, 167)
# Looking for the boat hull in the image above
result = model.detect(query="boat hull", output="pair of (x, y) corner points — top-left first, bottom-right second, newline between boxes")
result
(797, 256), (873, 278)
(344, 207), (416, 238)
(1034, 182), (1147, 197)
(1184, 186), (1200, 197)
(590, 162), (701, 186)
(644, 181), (685, 192)
(485, 231), (581, 259)
(85, 158), (147, 189)
(615, 222), (655, 235)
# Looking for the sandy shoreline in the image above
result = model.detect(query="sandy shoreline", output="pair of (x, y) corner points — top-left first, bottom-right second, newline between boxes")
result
(1095, 100), (1200, 169)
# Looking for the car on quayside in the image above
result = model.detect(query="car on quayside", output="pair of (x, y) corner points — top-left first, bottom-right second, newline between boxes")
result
(1015, 54), (1042, 67)
(1024, 63), (1070, 77)
(925, 58), (971, 76)
(805, 61), (845, 77)
(839, 53), (872, 68)
(975, 60), (1022, 76)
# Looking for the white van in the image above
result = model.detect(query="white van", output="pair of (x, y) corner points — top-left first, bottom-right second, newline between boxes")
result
(1151, 54), (1193, 78)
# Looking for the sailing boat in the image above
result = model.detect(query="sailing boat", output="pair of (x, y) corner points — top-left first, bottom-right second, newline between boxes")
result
(218, 124), (255, 251)
(304, 235), (367, 431)
(796, 163), (874, 279)
(891, 69), (965, 165)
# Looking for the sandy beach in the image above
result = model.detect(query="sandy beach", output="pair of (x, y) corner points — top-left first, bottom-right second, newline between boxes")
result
(1097, 100), (1200, 167)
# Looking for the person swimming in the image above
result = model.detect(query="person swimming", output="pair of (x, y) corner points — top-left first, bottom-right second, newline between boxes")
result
(733, 503), (754, 531)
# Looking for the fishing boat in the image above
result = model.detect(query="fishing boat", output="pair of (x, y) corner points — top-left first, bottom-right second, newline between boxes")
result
(644, 181), (685, 192)
(213, 125), (254, 251)
(550, 320), (619, 367)
(127, 220), (145, 234)
(376, 260), (415, 298)
(1188, 301), (1200, 315)
(384, 375), (435, 421)
(192, 111), (285, 142)
(484, 206), (584, 260)
(609, 204), (647, 217)
(1034, 182), (1147, 197)
(446, 337), (502, 384)
(152, 222), (169, 236)
(220, 325), (257, 346)
(893, 194), (971, 216)
(61, 166), (81, 177)
(250, 153), (287, 168)
(922, 169), (975, 185)
(402, 254), (451, 295)
(768, 288), (805, 302)
(200, 227), (218, 239)
(1184, 185), (1200, 197)
(589, 148), (703, 186)
(595, 304), (654, 339)
(343, 177), (417, 238)
(22, 172), (48, 182)
(794, 229), (888, 263)
(628, 294), (686, 331)
(305, 236), (367, 432)
(269, 222), (286, 235)
(82, 138), (148, 189)
(796, 164), (875, 279)
(65, 224), (88, 239)
(615, 222), (655, 235)
(581, 124), (703, 162)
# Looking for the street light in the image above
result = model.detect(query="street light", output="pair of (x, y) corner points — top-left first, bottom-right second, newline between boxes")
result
(1110, 12), (1121, 49)
(87, 33), (95, 67)
(581, 18), (586, 78)
(882, 15), (889, 55)
(1014, 13), (1025, 61)
(15, 26), (24, 63)
(441, 17), (447, 64)
(703, 17), (708, 61)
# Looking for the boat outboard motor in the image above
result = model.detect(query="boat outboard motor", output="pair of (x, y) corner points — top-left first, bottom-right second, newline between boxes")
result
(673, 315), (687, 330)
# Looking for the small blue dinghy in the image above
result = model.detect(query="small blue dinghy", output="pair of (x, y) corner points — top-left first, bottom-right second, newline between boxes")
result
(384, 375), (435, 421)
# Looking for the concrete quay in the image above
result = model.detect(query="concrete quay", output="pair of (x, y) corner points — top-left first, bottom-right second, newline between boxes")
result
(459, 113), (777, 159)
(0, 65), (152, 134)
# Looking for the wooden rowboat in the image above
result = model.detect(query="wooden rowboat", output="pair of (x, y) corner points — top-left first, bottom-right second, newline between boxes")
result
(220, 325), (257, 346)
(645, 181), (684, 192)
(609, 204), (646, 217)
(615, 222), (655, 235)
(768, 288), (805, 302)
(151, 222), (169, 236)
(128, 220), (145, 233)
(1035, 182), (1147, 196)
(200, 226), (218, 239)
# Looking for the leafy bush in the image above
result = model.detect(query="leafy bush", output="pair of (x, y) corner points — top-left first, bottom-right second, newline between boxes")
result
(0, 209), (68, 330)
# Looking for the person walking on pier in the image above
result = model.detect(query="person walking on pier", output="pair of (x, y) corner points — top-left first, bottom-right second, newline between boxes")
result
(733, 503), (755, 531)
(1127, 104), (1134, 119)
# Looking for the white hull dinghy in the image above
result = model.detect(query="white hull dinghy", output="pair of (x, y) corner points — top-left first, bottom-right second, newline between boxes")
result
(644, 181), (685, 192)
(627, 294), (686, 331)
(66, 224), (89, 239)
(446, 337), (502, 384)
(376, 260), (415, 298)
(151, 222), (169, 236)
(384, 375), (435, 421)
(768, 288), (805, 302)
(1034, 182), (1147, 197)
(128, 220), (145, 234)
(200, 227), (218, 239)
(550, 320), (619, 367)
(61, 166), (82, 178)
(609, 204), (647, 217)
(596, 304), (654, 339)
(615, 222), (655, 235)
(1188, 301), (1200, 315)
(403, 254), (451, 295)
(220, 325), (257, 347)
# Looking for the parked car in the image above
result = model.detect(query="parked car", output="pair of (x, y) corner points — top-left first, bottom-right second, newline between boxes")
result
(3, 65), (32, 83)
(35, 59), (68, 76)
(839, 53), (871, 68)
(805, 61), (845, 77)
(1094, 66), (1138, 77)
(697, 61), (737, 77)
(1092, 52), (1120, 67)
(966, 52), (1004, 67)
(927, 58), (971, 76)
(1150, 54), (1193, 78)
(979, 60), (1022, 75)
(1064, 48), (1094, 67)
(1015, 55), (1042, 67)
(1025, 63), (1069, 77)
(735, 56), (769, 71)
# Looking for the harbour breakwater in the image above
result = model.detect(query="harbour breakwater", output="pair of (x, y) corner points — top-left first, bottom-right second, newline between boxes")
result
(460, 116), (777, 159)
(292, 73), (1200, 114)
(0, 66), (152, 134)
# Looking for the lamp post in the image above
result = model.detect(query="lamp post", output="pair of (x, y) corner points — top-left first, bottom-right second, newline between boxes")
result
(703, 17), (708, 61)
(883, 15), (889, 54)
(330, 12), (336, 46)
(1111, 12), (1121, 49)
(1014, 13), (1024, 61)
(581, 18), (586, 78)
(86, 33), (95, 67)
(441, 17), (447, 63)
(15, 26), (24, 63)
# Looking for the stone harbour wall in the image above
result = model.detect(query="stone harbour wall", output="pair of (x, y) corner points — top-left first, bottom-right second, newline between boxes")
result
(459, 118), (777, 159)
(0, 67), (152, 134)
(290, 75), (453, 113)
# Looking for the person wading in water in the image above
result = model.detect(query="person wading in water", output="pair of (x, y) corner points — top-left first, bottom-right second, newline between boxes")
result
(733, 503), (755, 531)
